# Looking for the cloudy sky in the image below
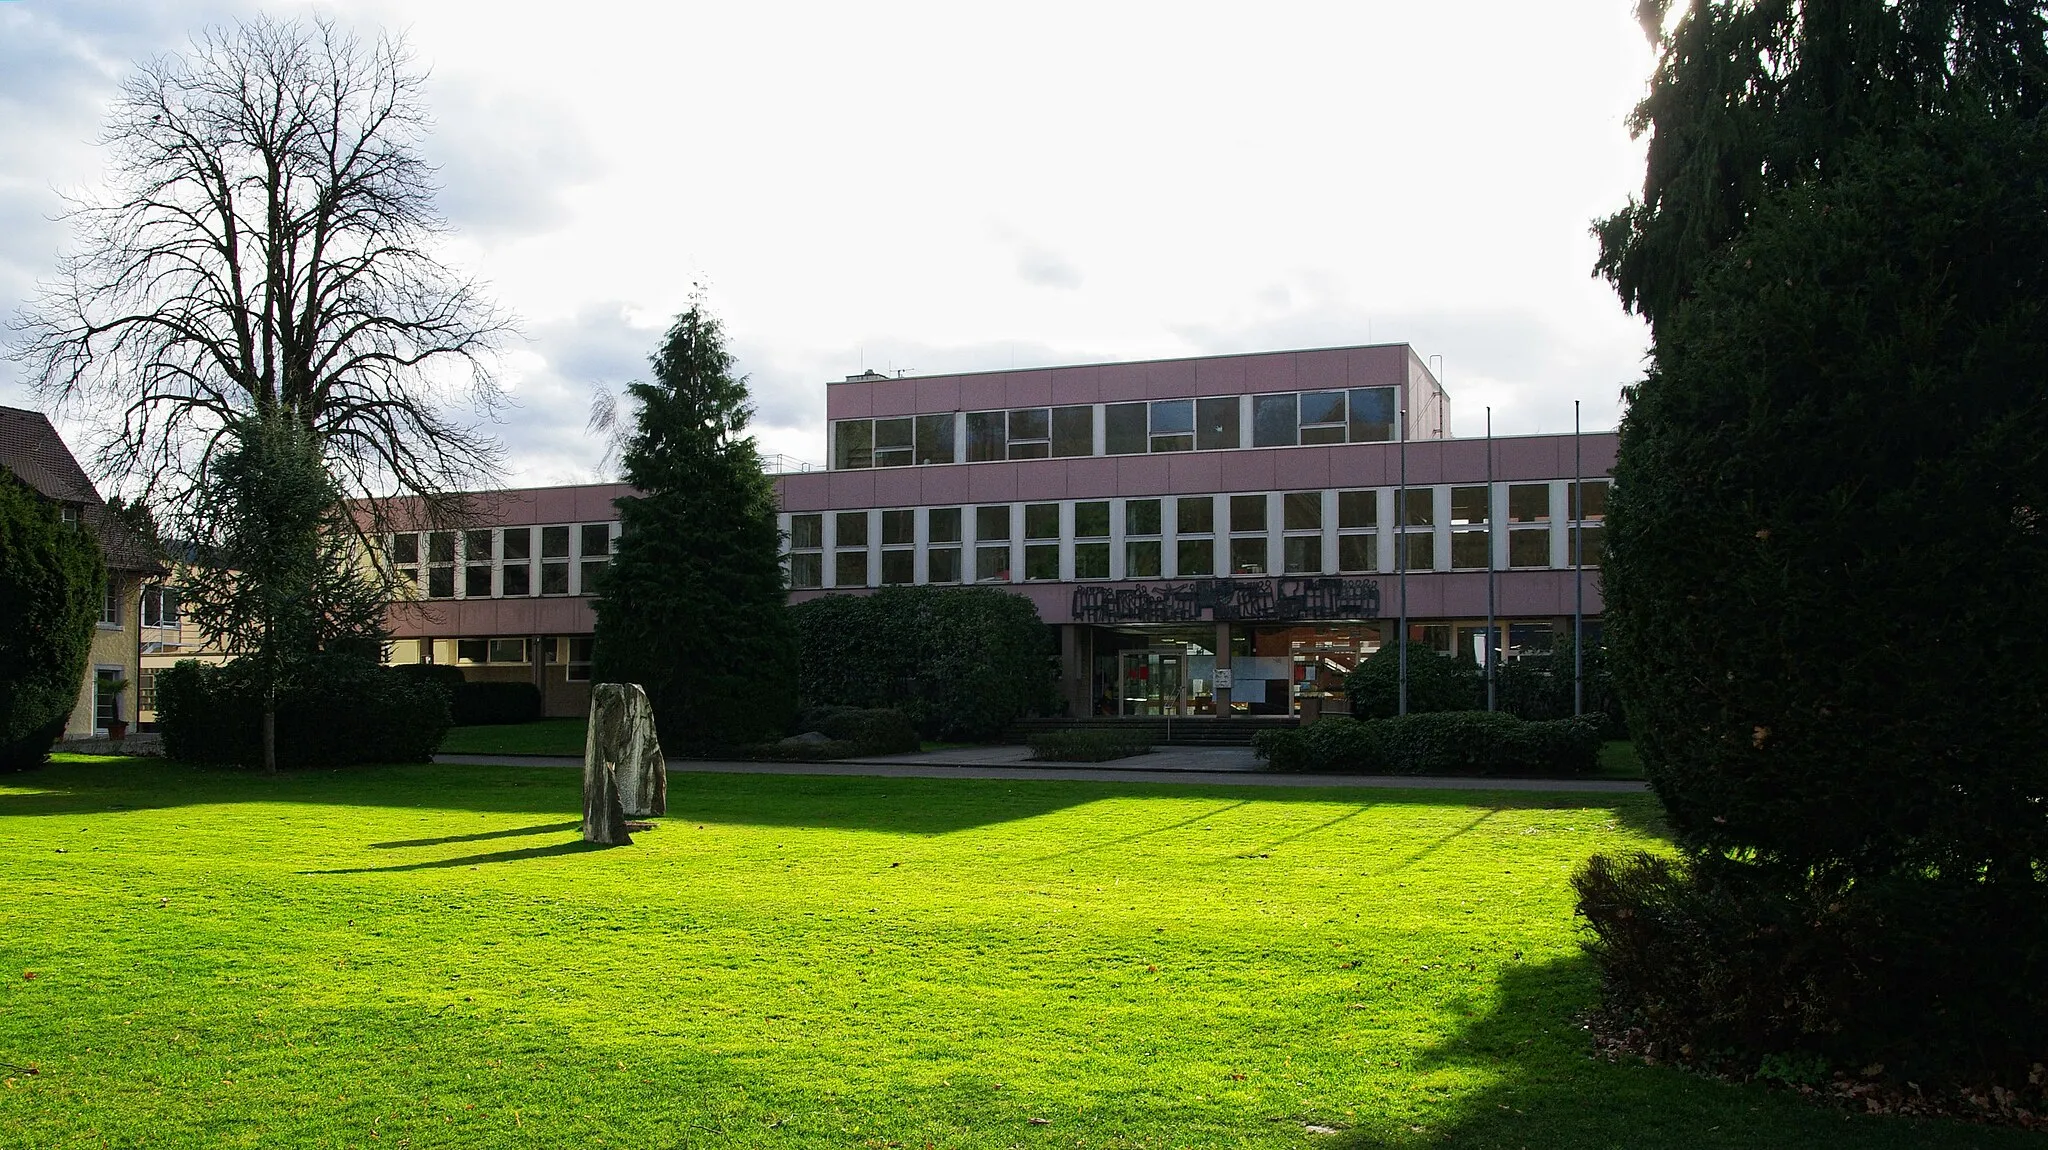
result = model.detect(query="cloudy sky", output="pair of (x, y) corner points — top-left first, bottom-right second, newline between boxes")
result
(0, 1), (1656, 488)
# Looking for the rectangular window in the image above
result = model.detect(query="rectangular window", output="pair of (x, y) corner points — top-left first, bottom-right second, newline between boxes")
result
(567, 636), (594, 682)
(881, 509), (915, 546)
(928, 548), (961, 583)
(1104, 403), (1148, 455)
(928, 507), (961, 544)
(1338, 533), (1375, 573)
(966, 411), (1006, 461)
(464, 530), (495, 561)
(1508, 483), (1550, 523)
(581, 523), (612, 557)
(503, 527), (532, 561)
(1074, 541), (1110, 579)
(1348, 387), (1396, 442)
(1283, 535), (1321, 574)
(1401, 532), (1436, 571)
(1398, 489), (1434, 527)
(1051, 406), (1094, 457)
(836, 511), (869, 547)
(1573, 524), (1606, 567)
(503, 563), (531, 596)
(457, 639), (488, 664)
(1337, 490), (1376, 529)
(1024, 543), (1059, 580)
(541, 526), (570, 559)
(880, 549), (914, 585)
(428, 566), (456, 599)
(1177, 537), (1215, 576)
(540, 561), (569, 595)
(488, 638), (527, 664)
(1451, 528), (1490, 570)
(1230, 537), (1268, 575)
(426, 531), (455, 564)
(789, 552), (823, 589)
(975, 505), (1011, 541)
(1177, 495), (1214, 535)
(914, 414), (955, 465)
(1298, 390), (1347, 445)
(101, 583), (121, 626)
(873, 417), (914, 467)
(1572, 479), (1611, 520)
(1007, 408), (1050, 459)
(1252, 394), (1298, 447)
(1073, 501), (1110, 539)
(1196, 397), (1240, 450)
(580, 560), (606, 594)
(1024, 503), (1059, 540)
(790, 513), (823, 550)
(1451, 486), (1489, 526)
(1229, 494), (1267, 534)
(390, 533), (420, 564)
(834, 419), (873, 469)
(141, 586), (181, 627)
(836, 551), (868, 586)
(975, 545), (1012, 582)
(137, 668), (157, 715)
(1125, 498), (1161, 536)
(1282, 491), (1322, 532)
(465, 565), (493, 597)
(1509, 527), (1550, 568)
(1148, 399), (1193, 453)
(1126, 539), (1161, 578)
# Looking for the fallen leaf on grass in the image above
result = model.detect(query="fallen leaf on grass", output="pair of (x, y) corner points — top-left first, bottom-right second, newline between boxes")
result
(1028, 1117), (1050, 1125)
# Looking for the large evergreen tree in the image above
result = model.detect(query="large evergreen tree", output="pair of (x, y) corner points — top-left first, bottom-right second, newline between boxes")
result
(0, 474), (106, 772)
(1580, 0), (2048, 1090)
(591, 306), (795, 751)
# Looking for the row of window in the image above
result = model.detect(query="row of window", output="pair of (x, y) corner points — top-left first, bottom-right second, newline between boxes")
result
(832, 386), (1401, 469)
(385, 523), (616, 600)
(391, 636), (597, 680)
(786, 480), (1608, 588)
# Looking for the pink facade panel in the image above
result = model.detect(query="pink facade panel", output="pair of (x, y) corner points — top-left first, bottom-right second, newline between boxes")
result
(1049, 365), (1101, 406)
(1144, 357), (1197, 399)
(1219, 450), (1278, 492)
(1194, 355), (1247, 395)
(959, 373), (1011, 412)
(1295, 348), (1348, 391)
(1272, 448), (1332, 491)
(1164, 452), (1223, 493)
(1097, 361), (1149, 403)
(914, 375), (961, 415)
(1121, 454), (1179, 495)
(1347, 345), (1405, 387)
(1013, 461), (1068, 501)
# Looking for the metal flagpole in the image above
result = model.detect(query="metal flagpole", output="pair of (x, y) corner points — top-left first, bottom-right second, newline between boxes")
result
(1486, 405), (1496, 712)
(1573, 400), (1584, 717)
(1397, 402), (1409, 717)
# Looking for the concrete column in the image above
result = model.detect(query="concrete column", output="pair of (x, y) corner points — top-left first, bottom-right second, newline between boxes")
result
(1060, 624), (1092, 717)
(1213, 621), (1233, 712)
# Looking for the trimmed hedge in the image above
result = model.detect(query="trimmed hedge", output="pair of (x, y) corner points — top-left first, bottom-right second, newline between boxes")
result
(1344, 640), (1480, 719)
(1027, 729), (1153, 763)
(0, 473), (106, 772)
(795, 706), (920, 756)
(157, 654), (450, 768)
(791, 586), (1056, 742)
(1251, 712), (1601, 776)
(391, 666), (543, 726)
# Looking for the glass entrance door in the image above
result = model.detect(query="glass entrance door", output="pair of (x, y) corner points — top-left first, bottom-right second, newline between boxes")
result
(1121, 651), (1184, 716)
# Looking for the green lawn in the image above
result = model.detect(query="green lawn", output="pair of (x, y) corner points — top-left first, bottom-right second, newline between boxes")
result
(0, 758), (2020, 1148)
(439, 717), (587, 756)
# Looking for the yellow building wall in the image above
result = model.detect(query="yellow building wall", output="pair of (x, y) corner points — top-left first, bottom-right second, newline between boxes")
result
(66, 571), (143, 738)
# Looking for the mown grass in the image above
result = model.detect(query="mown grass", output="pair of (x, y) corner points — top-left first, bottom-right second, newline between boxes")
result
(438, 717), (587, 756)
(0, 757), (2021, 1149)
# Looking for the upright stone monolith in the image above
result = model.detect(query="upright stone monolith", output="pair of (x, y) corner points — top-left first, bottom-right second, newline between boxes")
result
(582, 682), (667, 845)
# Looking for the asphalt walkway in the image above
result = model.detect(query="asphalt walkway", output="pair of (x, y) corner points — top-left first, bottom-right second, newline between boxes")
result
(433, 745), (1648, 793)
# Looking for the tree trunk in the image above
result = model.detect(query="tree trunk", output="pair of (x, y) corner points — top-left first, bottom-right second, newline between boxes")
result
(263, 701), (277, 774)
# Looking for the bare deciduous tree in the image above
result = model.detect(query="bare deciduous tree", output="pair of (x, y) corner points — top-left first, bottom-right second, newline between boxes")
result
(11, 14), (509, 524)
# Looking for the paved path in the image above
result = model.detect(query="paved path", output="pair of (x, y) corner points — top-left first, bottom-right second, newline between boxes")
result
(432, 748), (1648, 793)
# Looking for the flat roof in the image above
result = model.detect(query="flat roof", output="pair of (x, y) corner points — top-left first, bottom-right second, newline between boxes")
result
(827, 340), (1430, 385)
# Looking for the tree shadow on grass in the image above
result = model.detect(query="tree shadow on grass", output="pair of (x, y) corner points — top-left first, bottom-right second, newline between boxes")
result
(5, 757), (1666, 841)
(301, 838), (612, 875)
(1332, 955), (2034, 1150)
(368, 820), (581, 849)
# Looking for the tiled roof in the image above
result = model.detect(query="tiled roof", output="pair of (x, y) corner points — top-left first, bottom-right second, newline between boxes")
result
(0, 405), (165, 574)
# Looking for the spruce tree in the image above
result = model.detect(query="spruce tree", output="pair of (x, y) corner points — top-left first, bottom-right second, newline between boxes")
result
(591, 305), (795, 751)
(0, 473), (106, 771)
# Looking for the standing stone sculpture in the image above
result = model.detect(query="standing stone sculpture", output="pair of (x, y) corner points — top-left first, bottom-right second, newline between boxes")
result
(582, 682), (667, 845)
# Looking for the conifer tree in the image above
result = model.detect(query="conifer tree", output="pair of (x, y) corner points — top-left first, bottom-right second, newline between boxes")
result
(591, 305), (795, 751)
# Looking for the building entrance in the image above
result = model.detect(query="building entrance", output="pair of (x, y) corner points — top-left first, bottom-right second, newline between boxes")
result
(1118, 650), (1184, 716)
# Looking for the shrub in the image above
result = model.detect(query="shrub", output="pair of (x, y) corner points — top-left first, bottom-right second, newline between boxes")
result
(0, 473), (106, 772)
(1252, 713), (1600, 776)
(795, 706), (920, 756)
(1575, 852), (2048, 1090)
(1344, 640), (1480, 719)
(451, 682), (542, 726)
(1027, 728), (1152, 762)
(157, 653), (450, 768)
(791, 586), (1056, 741)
